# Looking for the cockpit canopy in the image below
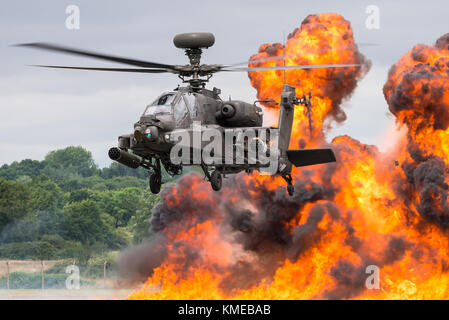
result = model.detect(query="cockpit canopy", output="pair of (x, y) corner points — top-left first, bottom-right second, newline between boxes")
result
(143, 91), (197, 126)
(144, 93), (175, 116)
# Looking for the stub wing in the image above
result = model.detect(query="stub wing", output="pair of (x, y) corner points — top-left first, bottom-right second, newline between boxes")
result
(286, 148), (336, 167)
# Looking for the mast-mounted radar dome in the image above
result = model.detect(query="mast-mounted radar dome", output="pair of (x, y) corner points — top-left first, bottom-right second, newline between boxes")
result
(173, 32), (215, 49)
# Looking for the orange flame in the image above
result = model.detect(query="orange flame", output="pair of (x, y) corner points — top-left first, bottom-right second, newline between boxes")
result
(126, 15), (449, 300)
(248, 13), (370, 146)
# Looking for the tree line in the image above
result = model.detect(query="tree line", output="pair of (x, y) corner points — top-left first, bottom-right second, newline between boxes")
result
(0, 146), (165, 264)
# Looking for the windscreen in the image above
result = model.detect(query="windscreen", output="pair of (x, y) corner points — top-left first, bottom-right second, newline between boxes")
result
(184, 93), (197, 118)
(174, 95), (188, 124)
(144, 93), (175, 116)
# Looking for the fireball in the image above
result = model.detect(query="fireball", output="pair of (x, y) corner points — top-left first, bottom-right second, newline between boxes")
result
(123, 15), (449, 300)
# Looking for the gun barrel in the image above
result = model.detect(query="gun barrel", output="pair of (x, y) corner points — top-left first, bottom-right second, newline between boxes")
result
(108, 147), (140, 169)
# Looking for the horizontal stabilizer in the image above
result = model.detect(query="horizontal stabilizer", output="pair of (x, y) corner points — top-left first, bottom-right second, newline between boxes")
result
(286, 148), (336, 167)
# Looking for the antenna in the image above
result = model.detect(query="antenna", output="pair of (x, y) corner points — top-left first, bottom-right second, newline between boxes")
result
(294, 92), (314, 139)
(305, 92), (313, 138)
(282, 31), (287, 84)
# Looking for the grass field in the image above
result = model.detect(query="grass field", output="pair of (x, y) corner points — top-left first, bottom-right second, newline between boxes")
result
(0, 288), (133, 300)
(0, 259), (139, 299)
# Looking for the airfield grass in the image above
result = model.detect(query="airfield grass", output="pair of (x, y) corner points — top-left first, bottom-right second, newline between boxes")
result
(0, 259), (138, 300)
(0, 288), (133, 300)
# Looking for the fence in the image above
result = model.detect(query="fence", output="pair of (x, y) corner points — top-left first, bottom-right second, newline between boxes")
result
(1, 260), (112, 289)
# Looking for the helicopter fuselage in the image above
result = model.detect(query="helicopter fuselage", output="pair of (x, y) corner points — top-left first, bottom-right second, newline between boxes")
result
(114, 86), (269, 175)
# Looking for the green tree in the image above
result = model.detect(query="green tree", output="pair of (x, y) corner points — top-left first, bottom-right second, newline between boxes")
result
(94, 187), (141, 228)
(104, 176), (146, 190)
(0, 145), (165, 254)
(100, 161), (148, 180)
(115, 187), (141, 227)
(60, 200), (108, 245)
(0, 159), (45, 181)
(76, 176), (107, 191)
(68, 188), (95, 203)
(0, 216), (39, 244)
(36, 241), (57, 260)
(0, 178), (32, 232)
(36, 210), (62, 236)
(42, 146), (98, 182)
(29, 175), (64, 211)
(129, 190), (160, 243)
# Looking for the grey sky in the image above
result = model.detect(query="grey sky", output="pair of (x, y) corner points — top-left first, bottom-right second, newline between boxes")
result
(1, 0), (448, 167)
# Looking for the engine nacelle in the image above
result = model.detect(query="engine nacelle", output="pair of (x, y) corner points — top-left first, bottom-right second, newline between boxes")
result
(215, 101), (262, 127)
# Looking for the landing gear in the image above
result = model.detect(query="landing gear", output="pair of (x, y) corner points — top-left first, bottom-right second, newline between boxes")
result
(149, 172), (162, 194)
(210, 170), (222, 191)
(201, 165), (222, 191)
(282, 173), (294, 196)
(287, 184), (294, 196)
(149, 158), (162, 194)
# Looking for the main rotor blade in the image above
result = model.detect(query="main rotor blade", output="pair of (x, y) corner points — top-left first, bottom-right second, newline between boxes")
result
(225, 43), (379, 67)
(17, 42), (175, 70)
(31, 65), (172, 73)
(223, 63), (361, 72)
(226, 55), (290, 68)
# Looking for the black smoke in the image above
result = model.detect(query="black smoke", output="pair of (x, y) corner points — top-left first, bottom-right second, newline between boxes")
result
(117, 139), (401, 299)
(384, 34), (449, 231)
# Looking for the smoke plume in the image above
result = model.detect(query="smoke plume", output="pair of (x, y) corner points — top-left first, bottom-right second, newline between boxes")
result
(119, 18), (449, 299)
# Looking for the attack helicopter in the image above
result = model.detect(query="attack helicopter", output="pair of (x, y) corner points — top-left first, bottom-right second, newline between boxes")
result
(18, 32), (358, 195)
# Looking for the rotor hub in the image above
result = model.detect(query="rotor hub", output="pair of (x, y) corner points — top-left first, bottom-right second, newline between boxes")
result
(185, 48), (202, 66)
(172, 33), (218, 89)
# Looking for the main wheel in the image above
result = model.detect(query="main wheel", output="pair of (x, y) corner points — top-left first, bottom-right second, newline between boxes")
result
(149, 173), (162, 194)
(210, 170), (222, 191)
